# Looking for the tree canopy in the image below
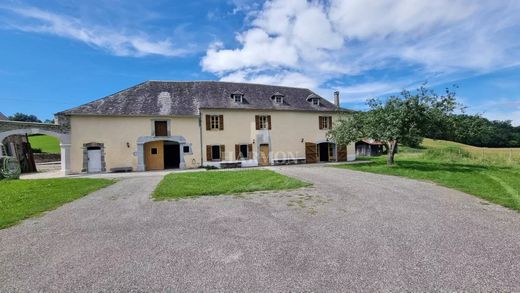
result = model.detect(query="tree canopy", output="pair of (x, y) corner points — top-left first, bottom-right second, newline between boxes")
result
(8, 113), (42, 123)
(328, 86), (459, 165)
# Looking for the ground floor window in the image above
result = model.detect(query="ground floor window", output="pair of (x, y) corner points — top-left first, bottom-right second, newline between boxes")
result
(239, 144), (248, 159)
(211, 145), (221, 160)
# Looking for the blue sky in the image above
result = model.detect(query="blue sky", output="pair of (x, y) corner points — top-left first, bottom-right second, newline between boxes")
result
(0, 0), (519, 125)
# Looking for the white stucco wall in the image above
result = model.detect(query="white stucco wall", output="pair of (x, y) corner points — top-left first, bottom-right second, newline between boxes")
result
(70, 115), (201, 173)
(69, 110), (355, 173)
(200, 109), (355, 165)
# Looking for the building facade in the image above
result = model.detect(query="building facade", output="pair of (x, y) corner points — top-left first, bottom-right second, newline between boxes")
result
(56, 81), (356, 173)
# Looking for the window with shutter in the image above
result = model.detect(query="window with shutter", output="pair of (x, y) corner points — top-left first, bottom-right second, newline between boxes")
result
(247, 144), (253, 159)
(207, 115), (222, 130)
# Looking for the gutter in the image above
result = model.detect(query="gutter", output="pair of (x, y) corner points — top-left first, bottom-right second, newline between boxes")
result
(199, 112), (204, 167)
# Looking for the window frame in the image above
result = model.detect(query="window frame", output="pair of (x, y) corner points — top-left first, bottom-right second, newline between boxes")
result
(210, 115), (220, 130)
(151, 119), (170, 136)
(321, 116), (329, 129)
(259, 115), (269, 130)
(239, 144), (249, 160)
(211, 145), (221, 161)
(312, 98), (320, 106)
(232, 94), (243, 103)
(274, 95), (283, 104)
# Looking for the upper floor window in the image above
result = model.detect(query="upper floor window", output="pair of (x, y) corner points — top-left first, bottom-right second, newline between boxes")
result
(306, 94), (321, 106)
(154, 120), (168, 136)
(319, 116), (332, 130)
(271, 92), (284, 104)
(206, 115), (224, 131)
(259, 115), (268, 129)
(231, 91), (244, 103)
(256, 115), (271, 130)
(232, 94), (243, 103)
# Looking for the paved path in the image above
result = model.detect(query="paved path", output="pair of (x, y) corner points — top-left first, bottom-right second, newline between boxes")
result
(1, 166), (519, 291)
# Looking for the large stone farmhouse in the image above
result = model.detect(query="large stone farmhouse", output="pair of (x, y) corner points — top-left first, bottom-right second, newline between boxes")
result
(1, 81), (356, 174)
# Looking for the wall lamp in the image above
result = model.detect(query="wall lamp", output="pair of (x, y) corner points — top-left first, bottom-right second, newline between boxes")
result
(126, 142), (130, 148)
(301, 138), (304, 143)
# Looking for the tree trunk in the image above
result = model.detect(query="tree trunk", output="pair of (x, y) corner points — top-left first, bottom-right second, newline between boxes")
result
(387, 141), (397, 165)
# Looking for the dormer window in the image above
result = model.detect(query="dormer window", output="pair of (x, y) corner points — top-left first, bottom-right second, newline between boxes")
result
(232, 94), (243, 103)
(306, 94), (321, 106)
(271, 92), (284, 104)
(231, 91), (244, 103)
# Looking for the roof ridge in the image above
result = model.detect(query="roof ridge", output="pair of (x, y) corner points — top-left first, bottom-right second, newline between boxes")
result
(146, 80), (312, 91)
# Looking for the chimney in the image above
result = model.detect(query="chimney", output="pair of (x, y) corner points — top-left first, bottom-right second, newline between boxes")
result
(334, 91), (340, 108)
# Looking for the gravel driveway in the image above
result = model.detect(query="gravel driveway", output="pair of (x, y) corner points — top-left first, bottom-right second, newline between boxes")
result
(1, 165), (519, 291)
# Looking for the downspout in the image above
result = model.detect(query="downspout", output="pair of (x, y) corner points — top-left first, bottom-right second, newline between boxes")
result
(199, 112), (204, 167)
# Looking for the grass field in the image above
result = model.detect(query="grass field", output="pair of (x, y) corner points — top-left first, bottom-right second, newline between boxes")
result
(28, 134), (60, 153)
(0, 178), (114, 229)
(154, 170), (311, 199)
(335, 139), (520, 211)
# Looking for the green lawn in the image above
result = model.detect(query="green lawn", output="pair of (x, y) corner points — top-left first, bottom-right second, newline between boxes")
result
(29, 134), (60, 153)
(0, 178), (114, 229)
(334, 140), (520, 211)
(153, 170), (310, 199)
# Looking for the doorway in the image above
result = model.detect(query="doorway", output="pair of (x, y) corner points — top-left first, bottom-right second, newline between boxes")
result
(164, 142), (180, 169)
(318, 142), (335, 162)
(259, 144), (269, 166)
(87, 147), (102, 173)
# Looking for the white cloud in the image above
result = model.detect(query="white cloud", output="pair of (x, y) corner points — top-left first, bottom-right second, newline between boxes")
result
(202, 0), (520, 96)
(1, 6), (187, 57)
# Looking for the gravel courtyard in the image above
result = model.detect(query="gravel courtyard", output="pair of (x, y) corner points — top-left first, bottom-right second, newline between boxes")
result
(1, 165), (519, 291)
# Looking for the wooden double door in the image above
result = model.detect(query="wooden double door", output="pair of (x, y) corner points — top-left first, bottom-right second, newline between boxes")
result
(144, 141), (180, 171)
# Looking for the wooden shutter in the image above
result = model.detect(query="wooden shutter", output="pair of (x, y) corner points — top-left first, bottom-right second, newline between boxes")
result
(328, 116), (332, 129)
(220, 145), (225, 161)
(155, 121), (167, 136)
(337, 145), (347, 162)
(235, 144), (240, 160)
(247, 144), (253, 159)
(206, 145), (212, 161)
(319, 116), (323, 129)
(205, 115), (210, 130)
(255, 115), (260, 130)
(267, 115), (272, 130)
(219, 115), (224, 130)
(305, 142), (317, 163)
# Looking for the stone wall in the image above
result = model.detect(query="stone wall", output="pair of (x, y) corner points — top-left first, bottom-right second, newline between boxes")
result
(0, 120), (70, 134)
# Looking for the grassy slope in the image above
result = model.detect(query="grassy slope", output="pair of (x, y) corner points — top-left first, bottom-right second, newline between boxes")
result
(335, 139), (520, 211)
(154, 170), (310, 199)
(0, 178), (114, 229)
(28, 135), (60, 153)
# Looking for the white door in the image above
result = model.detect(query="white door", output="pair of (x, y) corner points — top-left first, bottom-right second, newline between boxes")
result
(87, 149), (102, 173)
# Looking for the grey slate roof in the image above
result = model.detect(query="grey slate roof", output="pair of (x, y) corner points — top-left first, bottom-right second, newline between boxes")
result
(0, 112), (7, 120)
(57, 81), (349, 116)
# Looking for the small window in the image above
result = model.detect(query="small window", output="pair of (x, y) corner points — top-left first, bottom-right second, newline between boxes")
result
(232, 94), (243, 103)
(210, 115), (220, 130)
(274, 96), (283, 104)
(259, 115), (269, 129)
(183, 146), (190, 153)
(239, 144), (248, 159)
(211, 145), (221, 160)
(312, 98), (320, 106)
(151, 148), (158, 155)
(154, 121), (168, 136)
